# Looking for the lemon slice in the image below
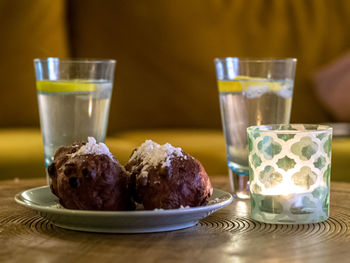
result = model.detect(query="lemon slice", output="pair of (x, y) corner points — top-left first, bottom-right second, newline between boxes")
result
(36, 80), (96, 93)
(217, 76), (283, 92)
(217, 80), (242, 92)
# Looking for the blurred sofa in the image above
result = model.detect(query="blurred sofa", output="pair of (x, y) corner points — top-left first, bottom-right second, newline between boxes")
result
(0, 0), (349, 181)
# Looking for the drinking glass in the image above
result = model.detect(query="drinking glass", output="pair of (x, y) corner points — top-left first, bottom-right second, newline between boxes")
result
(34, 58), (116, 182)
(214, 58), (297, 199)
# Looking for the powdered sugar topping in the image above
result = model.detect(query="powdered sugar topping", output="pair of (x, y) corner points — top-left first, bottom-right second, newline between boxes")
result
(71, 137), (115, 161)
(129, 140), (185, 175)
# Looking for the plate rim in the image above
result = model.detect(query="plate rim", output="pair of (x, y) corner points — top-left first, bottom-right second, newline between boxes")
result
(14, 186), (233, 217)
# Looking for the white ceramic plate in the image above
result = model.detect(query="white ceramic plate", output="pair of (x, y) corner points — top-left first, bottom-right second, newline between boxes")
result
(15, 186), (232, 233)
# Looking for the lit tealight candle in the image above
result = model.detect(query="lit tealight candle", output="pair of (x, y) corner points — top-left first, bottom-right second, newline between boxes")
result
(247, 124), (332, 224)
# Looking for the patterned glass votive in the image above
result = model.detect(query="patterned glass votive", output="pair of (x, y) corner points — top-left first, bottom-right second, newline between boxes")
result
(247, 124), (332, 224)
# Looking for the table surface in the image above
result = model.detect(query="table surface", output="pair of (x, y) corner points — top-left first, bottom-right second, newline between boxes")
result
(1, 176), (350, 263)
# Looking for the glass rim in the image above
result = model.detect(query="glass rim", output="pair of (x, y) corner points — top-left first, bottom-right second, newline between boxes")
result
(214, 57), (297, 63)
(34, 57), (116, 64)
(247, 124), (333, 134)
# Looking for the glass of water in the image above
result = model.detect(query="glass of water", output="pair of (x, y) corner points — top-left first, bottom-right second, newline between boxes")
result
(214, 58), (297, 199)
(34, 58), (116, 182)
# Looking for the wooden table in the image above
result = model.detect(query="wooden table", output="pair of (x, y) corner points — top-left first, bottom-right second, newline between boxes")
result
(1, 177), (350, 263)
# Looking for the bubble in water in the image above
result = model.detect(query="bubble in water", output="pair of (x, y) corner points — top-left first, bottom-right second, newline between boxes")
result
(278, 84), (293, 98)
(244, 85), (269, 98)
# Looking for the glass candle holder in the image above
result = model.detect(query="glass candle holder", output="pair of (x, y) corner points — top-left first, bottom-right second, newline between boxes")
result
(247, 124), (332, 224)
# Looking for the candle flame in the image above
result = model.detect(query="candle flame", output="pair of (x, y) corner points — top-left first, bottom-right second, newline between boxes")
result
(262, 183), (309, 196)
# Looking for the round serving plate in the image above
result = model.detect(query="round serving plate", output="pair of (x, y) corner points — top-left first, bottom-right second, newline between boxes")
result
(15, 186), (232, 233)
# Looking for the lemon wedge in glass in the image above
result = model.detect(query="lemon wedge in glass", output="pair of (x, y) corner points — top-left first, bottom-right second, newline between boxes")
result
(36, 80), (96, 93)
(217, 76), (283, 93)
